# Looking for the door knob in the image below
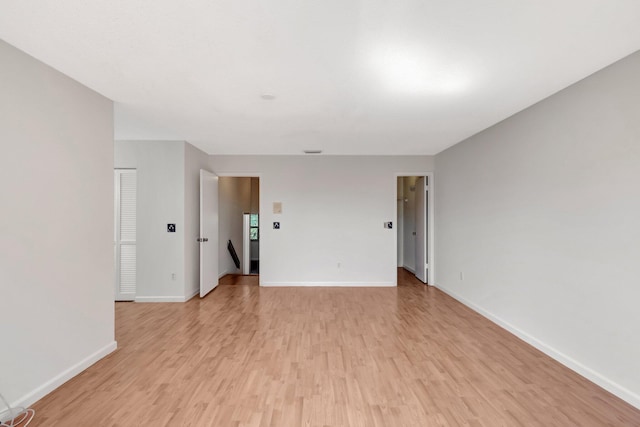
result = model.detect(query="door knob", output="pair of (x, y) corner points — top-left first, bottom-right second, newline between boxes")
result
(197, 237), (209, 242)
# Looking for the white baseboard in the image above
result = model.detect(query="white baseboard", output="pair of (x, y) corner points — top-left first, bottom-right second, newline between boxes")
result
(12, 341), (117, 409)
(261, 281), (395, 287)
(218, 270), (229, 279)
(434, 283), (640, 410)
(135, 296), (188, 302)
(135, 288), (211, 303)
(184, 288), (199, 302)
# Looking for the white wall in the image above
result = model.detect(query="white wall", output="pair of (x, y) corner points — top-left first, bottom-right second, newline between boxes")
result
(184, 142), (212, 299)
(218, 177), (251, 277)
(435, 51), (640, 407)
(208, 156), (434, 286)
(0, 40), (115, 407)
(115, 141), (186, 301)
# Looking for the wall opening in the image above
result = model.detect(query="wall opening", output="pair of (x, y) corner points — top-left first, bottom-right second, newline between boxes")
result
(218, 176), (260, 279)
(397, 175), (429, 284)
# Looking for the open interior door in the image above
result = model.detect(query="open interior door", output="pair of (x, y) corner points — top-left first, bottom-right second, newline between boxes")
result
(415, 176), (428, 283)
(200, 169), (219, 297)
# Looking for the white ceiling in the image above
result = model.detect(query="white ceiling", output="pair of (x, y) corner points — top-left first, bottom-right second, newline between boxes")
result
(1, 1), (640, 155)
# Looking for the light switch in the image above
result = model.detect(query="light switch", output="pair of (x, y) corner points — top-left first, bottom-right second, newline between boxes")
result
(384, 222), (393, 229)
(273, 202), (282, 214)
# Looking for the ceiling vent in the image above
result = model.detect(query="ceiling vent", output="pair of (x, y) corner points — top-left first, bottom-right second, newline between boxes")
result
(303, 150), (322, 154)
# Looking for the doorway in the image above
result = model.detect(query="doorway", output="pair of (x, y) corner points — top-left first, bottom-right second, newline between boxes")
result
(396, 175), (432, 285)
(218, 176), (260, 278)
(243, 210), (260, 274)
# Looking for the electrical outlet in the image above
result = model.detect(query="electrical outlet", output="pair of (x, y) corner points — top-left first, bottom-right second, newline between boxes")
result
(171, 273), (176, 280)
(460, 272), (464, 281)
(337, 262), (341, 269)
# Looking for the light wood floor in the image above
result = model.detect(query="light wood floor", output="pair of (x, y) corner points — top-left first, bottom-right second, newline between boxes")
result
(30, 270), (640, 426)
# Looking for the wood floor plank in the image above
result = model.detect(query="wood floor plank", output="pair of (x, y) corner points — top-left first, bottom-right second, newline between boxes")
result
(27, 269), (640, 426)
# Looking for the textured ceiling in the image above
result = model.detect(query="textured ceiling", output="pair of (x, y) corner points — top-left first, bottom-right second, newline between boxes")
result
(1, 1), (640, 155)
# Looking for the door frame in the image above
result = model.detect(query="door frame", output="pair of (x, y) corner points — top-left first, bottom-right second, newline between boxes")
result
(215, 173), (262, 285)
(395, 172), (434, 286)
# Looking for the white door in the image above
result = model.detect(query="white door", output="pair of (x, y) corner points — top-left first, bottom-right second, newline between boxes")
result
(200, 170), (219, 297)
(415, 176), (428, 283)
(114, 169), (136, 301)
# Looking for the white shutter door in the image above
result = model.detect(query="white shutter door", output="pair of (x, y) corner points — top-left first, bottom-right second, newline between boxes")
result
(119, 245), (136, 296)
(115, 170), (137, 300)
(119, 172), (136, 242)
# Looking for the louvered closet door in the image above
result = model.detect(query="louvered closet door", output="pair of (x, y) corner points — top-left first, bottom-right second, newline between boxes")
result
(115, 169), (137, 301)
